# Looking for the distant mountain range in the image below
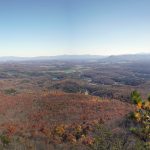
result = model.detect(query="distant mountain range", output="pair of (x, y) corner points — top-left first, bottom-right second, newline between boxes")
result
(0, 55), (106, 61)
(105, 54), (150, 63)
(0, 54), (150, 62)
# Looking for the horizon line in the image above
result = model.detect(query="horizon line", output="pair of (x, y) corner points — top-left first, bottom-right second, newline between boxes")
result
(0, 52), (149, 58)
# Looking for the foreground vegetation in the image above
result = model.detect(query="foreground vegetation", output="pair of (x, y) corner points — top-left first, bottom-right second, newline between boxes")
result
(129, 91), (150, 149)
(0, 91), (132, 149)
(91, 91), (150, 150)
(0, 90), (149, 149)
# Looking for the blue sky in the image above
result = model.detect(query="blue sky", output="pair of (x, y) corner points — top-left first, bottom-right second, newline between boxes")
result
(0, 0), (150, 56)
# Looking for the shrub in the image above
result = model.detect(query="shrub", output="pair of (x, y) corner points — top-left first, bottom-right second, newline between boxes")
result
(90, 124), (147, 150)
(4, 88), (17, 95)
(0, 135), (10, 146)
(130, 91), (150, 148)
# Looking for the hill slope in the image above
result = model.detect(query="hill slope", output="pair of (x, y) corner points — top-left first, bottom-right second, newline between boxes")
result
(0, 91), (133, 149)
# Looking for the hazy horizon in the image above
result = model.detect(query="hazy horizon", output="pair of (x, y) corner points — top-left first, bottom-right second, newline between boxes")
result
(0, 0), (150, 57)
(0, 52), (149, 58)
(0, 52), (150, 57)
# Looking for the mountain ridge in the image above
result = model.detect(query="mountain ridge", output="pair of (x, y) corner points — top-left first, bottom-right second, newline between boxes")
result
(0, 53), (150, 62)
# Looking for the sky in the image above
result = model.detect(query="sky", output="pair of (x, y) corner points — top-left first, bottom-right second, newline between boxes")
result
(0, 0), (150, 56)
